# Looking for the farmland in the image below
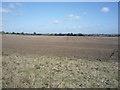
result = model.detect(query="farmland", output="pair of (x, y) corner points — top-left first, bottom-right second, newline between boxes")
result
(2, 35), (119, 88)
(2, 35), (118, 62)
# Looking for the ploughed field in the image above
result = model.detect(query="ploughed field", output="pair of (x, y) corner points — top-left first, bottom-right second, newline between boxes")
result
(2, 35), (119, 88)
(2, 35), (118, 62)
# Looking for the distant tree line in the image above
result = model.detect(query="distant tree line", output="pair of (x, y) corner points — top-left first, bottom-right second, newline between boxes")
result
(1, 31), (120, 37)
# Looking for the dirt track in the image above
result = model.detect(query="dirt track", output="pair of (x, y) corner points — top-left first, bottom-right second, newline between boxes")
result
(2, 35), (118, 62)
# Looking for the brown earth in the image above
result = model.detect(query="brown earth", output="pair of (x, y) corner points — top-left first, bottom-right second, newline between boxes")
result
(2, 35), (118, 62)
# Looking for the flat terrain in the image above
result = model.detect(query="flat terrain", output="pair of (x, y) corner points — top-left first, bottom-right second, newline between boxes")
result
(2, 53), (118, 88)
(2, 35), (119, 88)
(2, 35), (118, 62)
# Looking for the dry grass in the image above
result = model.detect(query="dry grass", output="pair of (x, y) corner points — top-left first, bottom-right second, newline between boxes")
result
(2, 52), (118, 88)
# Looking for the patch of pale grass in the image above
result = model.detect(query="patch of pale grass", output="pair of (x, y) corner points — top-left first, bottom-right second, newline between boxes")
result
(2, 52), (118, 88)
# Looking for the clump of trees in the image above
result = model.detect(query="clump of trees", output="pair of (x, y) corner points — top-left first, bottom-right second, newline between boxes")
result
(1, 31), (85, 36)
(1, 31), (120, 37)
(47, 33), (84, 36)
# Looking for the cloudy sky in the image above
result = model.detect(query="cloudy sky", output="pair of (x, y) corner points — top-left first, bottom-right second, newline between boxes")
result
(1, 2), (118, 34)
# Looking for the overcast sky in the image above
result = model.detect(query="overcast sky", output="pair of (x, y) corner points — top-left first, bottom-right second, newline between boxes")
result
(1, 2), (118, 34)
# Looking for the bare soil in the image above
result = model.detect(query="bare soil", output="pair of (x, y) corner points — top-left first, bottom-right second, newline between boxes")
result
(2, 35), (118, 62)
